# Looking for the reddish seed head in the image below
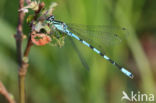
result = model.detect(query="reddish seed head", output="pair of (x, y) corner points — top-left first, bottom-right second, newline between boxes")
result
(31, 33), (51, 46)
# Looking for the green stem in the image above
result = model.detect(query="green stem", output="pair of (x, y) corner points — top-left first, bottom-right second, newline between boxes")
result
(19, 75), (25, 103)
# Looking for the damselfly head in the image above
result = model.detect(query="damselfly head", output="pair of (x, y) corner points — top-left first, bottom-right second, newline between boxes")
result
(46, 15), (55, 23)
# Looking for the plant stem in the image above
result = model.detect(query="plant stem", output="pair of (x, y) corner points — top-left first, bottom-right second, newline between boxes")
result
(0, 81), (16, 103)
(15, 0), (25, 103)
(24, 36), (33, 57)
(18, 74), (26, 103)
(15, 1), (45, 103)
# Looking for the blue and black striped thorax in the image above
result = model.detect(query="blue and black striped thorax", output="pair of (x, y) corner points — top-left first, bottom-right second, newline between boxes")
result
(46, 15), (64, 25)
(46, 15), (69, 33)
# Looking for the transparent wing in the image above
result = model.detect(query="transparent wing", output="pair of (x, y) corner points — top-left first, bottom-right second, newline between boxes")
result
(67, 24), (129, 54)
(67, 24), (128, 44)
(69, 38), (90, 71)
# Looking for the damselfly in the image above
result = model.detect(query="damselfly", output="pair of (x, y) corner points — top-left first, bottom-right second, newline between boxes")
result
(46, 15), (134, 79)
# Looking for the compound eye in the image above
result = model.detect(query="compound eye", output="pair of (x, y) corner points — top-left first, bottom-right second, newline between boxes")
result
(47, 15), (55, 21)
(51, 15), (55, 20)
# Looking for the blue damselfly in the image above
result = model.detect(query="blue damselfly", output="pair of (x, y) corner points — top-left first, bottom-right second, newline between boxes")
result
(46, 15), (134, 79)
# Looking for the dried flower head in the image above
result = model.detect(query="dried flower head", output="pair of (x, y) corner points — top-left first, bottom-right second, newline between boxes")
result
(18, 1), (39, 13)
(31, 33), (51, 46)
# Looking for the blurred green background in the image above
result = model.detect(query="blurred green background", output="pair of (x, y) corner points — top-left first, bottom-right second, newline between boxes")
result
(0, 0), (156, 103)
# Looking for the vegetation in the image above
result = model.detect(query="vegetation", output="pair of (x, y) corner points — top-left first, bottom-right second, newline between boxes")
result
(0, 0), (155, 103)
